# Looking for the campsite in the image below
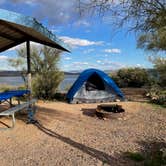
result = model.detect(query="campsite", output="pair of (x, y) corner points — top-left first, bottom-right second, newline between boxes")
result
(0, 100), (165, 166)
(0, 1), (166, 166)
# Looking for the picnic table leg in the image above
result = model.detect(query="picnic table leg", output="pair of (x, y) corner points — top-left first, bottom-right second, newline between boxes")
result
(0, 114), (15, 130)
(27, 104), (37, 124)
(18, 98), (20, 105)
(9, 98), (12, 107)
(11, 113), (16, 128)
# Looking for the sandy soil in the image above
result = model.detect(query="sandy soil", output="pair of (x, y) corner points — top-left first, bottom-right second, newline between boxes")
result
(0, 101), (166, 166)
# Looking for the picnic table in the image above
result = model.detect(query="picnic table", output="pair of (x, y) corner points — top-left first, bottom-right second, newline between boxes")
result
(0, 90), (36, 130)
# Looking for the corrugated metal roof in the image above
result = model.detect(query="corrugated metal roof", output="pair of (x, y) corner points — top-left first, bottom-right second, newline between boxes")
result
(0, 9), (70, 52)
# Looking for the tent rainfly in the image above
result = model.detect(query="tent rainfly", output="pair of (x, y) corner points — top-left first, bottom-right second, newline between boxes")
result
(67, 69), (124, 103)
(0, 8), (70, 91)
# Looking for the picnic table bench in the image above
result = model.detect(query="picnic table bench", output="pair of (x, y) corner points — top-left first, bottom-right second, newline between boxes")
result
(0, 90), (37, 130)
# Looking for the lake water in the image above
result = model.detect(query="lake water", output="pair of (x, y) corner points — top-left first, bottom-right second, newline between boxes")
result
(0, 74), (78, 91)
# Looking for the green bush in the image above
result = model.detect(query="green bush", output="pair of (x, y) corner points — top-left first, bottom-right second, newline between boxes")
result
(125, 151), (145, 162)
(125, 150), (166, 166)
(110, 67), (150, 88)
(9, 45), (64, 100)
(0, 85), (13, 92)
(31, 46), (64, 100)
(32, 71), (64, 100)
(145, 57), (166, 106)
(149, 56), (166, 87)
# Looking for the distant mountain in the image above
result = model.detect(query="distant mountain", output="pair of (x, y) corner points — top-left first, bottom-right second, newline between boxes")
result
(0, 69), (155, 77)
(64, 69), (115, 75)
(0, 71), (23, 76)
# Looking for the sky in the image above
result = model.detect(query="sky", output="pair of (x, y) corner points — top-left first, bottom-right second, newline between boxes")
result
(0, 0), (154, 72)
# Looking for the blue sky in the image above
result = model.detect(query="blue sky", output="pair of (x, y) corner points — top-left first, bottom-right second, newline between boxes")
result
(0, 0), (153, 71)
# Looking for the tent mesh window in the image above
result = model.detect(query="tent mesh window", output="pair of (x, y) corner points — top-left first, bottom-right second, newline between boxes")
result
(85, 73), (105, 91)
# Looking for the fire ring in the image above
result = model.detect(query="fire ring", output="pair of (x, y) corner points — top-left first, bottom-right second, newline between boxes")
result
(96, 104), (125, 119)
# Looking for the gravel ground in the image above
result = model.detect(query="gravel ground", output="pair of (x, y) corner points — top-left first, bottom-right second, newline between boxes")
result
(0, 101), (166, 166)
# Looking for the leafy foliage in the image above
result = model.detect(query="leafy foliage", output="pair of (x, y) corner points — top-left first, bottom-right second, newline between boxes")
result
(137, 27), (166, 52)
(125, 149), (166, 166)
(146, 85), (166, 106)
(9, 45), (64, 100)
(78, 0), (166, 51)
(125, 151), (145, 162)
(110, 67), (149, 88)
(149, 56), (166, 87)
(144, 56), (166, 106)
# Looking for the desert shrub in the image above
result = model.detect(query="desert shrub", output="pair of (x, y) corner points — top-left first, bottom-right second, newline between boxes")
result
(149, 56), (166, 87)
(9, 45), (64, 100)
(0, 85), (14, 92)
(32, 71), (64, 100)
(125, 150), (166, 166)
(146, 85), (166, 106)
(0, 85), (27, 92)
(146, 56), (166, 106)
(110, 67), (150, 88)
(17, 85), (26, 90)
(31, 46), (64, 100)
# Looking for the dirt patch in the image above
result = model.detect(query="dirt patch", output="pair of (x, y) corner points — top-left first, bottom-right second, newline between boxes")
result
(0, 101), (165, 166)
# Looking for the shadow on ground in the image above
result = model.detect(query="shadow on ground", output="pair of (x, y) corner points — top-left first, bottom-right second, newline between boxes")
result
(81, 108), (96, 117)
(123, 139), (166, 166)
(34, 121), (119, 165)
(0, 105), (83, 128)
(0, 120), (10, 128)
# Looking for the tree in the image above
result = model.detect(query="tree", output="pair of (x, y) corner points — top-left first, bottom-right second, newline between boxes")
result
(149, 56), (166, 87)
(78, 0), (166, 105)
(9, 45), (64, 99)
(78, 0), (166, 51)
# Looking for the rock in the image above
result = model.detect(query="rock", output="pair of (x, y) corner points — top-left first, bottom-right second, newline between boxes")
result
(123, 117), (127, 120)
(115, 99), (120, 102)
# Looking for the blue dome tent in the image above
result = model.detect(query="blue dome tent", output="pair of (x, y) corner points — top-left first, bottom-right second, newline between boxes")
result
(67, 69), (124, 103)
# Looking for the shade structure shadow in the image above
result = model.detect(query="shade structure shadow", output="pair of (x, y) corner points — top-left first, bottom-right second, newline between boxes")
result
(35, 106), (83, 124)
(81, 108), (97, 117)
(0, 120), (10, 128)
(0, 105), (13, 129)
(34, 122), (117, 165)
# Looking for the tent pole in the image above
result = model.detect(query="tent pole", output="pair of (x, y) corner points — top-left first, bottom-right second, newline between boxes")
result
(26, 41), (32, 93)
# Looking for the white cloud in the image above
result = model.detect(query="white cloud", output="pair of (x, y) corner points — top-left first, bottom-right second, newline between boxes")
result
(8, 42), (43, 51)
(85, 30), (91, 33)
(102, 15), (114, 25)
(83, 49), (95, 54)
(0, 55), (9, 60)
(24, 0), (36, 6)
(136, 64), (142, 67)
(61, 59), (126, 71)
(64, 57), (72, 60)
(74, 20), (90, 27)
(97, 60), (101, 63)
(104, 48), (121, 54)
(95, 59), (125, 69)
(60, 36), (104, 47)
(8, 43), (24, 51)
(73, 61), (89, 65)
(50, 28), (61, 34)
(11, 0), (78, 25)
